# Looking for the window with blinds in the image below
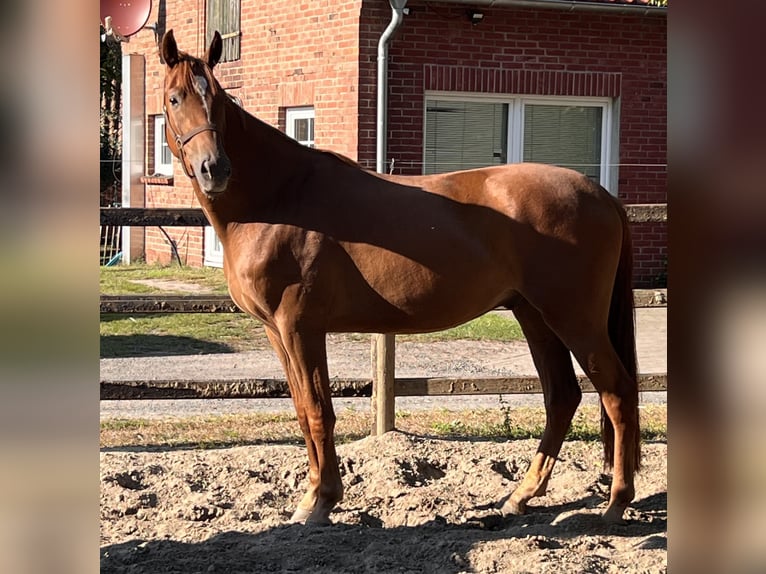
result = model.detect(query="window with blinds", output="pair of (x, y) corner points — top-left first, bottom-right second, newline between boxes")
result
(206, 0), (241, 63)
(424, 100), (508, 174)
(423, 95), (611, 186)
(523, 104), (602, 182)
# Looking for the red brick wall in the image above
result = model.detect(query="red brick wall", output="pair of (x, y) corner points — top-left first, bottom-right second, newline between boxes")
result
(358, 1), (666, 286)
(127, 0), (364, 266)
(126, 0), (666, 286)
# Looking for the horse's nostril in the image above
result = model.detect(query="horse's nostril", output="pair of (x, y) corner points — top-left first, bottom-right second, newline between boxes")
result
(199, 156), (230, 182)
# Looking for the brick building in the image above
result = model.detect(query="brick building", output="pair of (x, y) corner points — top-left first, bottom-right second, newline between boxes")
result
(120, 0), (666, 286)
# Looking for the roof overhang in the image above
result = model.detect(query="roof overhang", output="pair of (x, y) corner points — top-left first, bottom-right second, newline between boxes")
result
(431, 0), (667, 16)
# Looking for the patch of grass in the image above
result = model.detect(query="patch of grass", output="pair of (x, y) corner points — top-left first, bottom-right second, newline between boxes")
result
(427, 408), (545, 440)
(100, 263), (229, 295)
(100, 264), (525, 356)
(100, 313), (269, 357)
(639, 415), (667, 442)
(399, 313), (524, 343)
(420, 402), (667, 442)
(101, 419), (147, 431)
(100, 311), (523, 357)
(566, 412), (601, 441)
(430, 419), (469, 435)
(100, 412), (368, 449)
(100, 404), (666, 448)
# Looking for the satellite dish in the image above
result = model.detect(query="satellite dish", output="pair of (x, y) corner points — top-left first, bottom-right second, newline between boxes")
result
(100, 0), (153, 42)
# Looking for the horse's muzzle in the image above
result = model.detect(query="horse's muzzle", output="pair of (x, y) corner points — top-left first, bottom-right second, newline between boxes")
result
(196, 152), (232, 194)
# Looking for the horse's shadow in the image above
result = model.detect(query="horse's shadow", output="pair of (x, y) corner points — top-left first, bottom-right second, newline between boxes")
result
(101, 492), (667, 574)
(468, 491), (666, 538)
(100, 334), (234, 358)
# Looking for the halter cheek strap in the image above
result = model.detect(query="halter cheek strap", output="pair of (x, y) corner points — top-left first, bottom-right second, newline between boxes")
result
(163, 105), (218, 179)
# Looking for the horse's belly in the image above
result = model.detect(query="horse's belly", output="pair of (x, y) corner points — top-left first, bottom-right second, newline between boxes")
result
(328, 246), (515, 333)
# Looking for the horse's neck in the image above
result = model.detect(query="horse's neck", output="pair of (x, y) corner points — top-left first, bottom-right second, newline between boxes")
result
(195, 99), (315, 241)
(227, 100), (311, 182)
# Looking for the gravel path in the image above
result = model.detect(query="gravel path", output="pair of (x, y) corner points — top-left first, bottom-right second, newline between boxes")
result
(101, 308), (666, 419)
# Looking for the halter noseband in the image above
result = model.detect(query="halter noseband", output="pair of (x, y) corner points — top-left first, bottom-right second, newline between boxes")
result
(163, 105), (218, 179)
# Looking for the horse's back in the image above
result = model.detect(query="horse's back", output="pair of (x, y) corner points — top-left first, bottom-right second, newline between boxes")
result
(225, 160), (625, 333)
(389, 163), (612, 216)
(383, 162), (625, 307)
(319, 162), (624, 331)
(384, 163), (622, 262)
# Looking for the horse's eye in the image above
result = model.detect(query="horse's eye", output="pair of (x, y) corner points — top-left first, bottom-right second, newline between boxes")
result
(169, 96), (179, 107)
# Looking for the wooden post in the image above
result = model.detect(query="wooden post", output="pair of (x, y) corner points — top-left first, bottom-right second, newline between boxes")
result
(371, 333), (396, 435)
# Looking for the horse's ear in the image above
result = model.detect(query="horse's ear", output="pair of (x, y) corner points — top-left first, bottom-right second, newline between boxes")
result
(206, 31), (223, 69)
(161, 30), (179, 67)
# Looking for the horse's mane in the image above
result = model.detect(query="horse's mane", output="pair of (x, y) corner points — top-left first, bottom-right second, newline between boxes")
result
(318, 150), (372, 171)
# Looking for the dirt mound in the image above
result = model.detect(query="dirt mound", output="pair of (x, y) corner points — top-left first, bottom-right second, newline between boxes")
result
(101, 432), (666, 573)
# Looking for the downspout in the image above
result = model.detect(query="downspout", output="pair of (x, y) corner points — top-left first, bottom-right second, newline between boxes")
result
(376, 0), (408, 174)
(374, 0), (408, 435)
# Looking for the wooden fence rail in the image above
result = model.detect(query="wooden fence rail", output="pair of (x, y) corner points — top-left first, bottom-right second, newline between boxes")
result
(100, 289), (666, 313)
(101, 208), (210, 227)
(100, 373), (667, 400)
(101, 204), (667, 226)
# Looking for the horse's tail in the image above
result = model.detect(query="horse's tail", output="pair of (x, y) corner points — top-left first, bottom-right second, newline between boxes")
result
(602, 197), (641, 471)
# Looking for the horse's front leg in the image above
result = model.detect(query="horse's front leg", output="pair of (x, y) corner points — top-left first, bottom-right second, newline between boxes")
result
(266, 326), (343, 524)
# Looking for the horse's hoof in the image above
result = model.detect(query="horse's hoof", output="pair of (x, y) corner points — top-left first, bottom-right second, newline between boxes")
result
(290, 507), (333, 525)
(290, 507), (312, 523)
(602, 505), (627, 525)
(500, 498), (526, 517)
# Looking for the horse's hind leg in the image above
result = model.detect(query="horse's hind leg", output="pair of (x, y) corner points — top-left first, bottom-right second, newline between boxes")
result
(548, 322), (639, 523)
(501, 300), (581, 516)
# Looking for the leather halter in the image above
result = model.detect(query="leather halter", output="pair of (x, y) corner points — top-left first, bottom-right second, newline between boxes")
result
(163, 105), (217, 179)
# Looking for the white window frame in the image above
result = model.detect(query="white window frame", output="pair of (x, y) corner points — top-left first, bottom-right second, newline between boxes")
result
(204, 226), (224, 268)
(153, 115), (173, 176)
(423, 92), (617, 194)
(286, 106), (315, 147)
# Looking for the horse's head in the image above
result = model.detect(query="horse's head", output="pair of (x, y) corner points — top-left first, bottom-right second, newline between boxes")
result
(160, 30), (232, 195)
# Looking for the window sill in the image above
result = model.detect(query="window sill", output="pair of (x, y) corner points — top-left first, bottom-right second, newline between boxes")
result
(141, 174), (174, 185)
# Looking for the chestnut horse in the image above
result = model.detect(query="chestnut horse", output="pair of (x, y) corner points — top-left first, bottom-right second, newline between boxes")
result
(160, 30), (640, 525)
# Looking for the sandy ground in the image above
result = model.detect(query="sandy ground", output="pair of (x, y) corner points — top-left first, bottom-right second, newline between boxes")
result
(101, 433), (666, 573)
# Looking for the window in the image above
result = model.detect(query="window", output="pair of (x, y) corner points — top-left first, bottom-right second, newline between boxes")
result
(425, 101), (508, 173)
(286, 107), (315, 147)
(424, 94), (614, 190)
(522, 103), (604, 183)
(206, 0), (241, 63)
(153, 115), (173, 176)
(204, 226), (224, 268)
